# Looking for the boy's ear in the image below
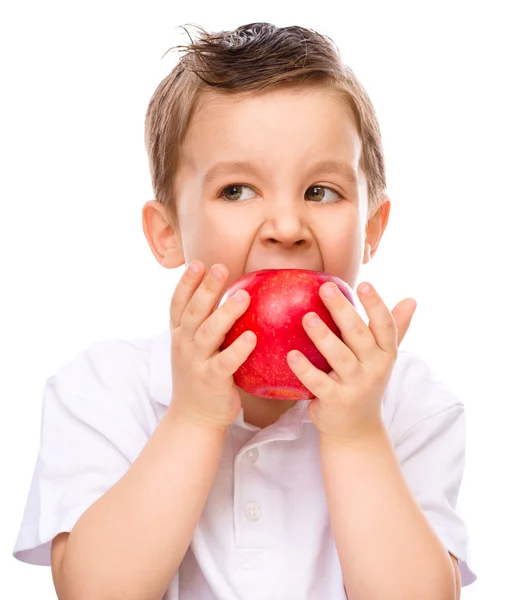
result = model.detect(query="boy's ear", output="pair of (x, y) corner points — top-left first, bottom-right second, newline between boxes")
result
(363, 194), (391, 264)
(141, 200), (185, 269)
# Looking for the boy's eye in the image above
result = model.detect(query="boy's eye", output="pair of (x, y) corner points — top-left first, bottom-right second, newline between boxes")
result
(219, 184), (343, 203)
(305, 186), (342, 203)
(220, 184), (256, 202)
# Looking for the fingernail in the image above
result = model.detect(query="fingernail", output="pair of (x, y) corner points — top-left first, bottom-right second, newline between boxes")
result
(212, 265), (225, 280)
(306, 313), (320, 328)
(322, 283), (337, 298)
(243, 331), (255, 343)
(189, 261), (201, 274)
(233, 290), (247, 302)
(289, 351), (301, 364)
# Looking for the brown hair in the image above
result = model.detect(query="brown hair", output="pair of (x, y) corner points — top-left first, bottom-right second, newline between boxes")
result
(144, 22), (386, 220)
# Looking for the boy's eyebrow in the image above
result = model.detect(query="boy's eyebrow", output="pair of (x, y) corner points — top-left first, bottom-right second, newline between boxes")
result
(307, 161), (359, 188)
(201, 160), (359, 187)
(202, 162), (261, 185)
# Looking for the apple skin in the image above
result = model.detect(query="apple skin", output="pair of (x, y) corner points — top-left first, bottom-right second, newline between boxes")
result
(220, 269), (355, 401)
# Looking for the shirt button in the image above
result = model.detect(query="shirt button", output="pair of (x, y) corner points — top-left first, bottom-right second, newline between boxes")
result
(245, 502), (262, 521)
(246, 447), (259, 463)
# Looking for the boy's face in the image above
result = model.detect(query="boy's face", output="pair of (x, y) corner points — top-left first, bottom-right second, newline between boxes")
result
(146, 86), (389, 290)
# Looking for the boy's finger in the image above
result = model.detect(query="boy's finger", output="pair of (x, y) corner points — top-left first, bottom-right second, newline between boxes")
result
(355, 283), (397, 355)
(391, 298), (418, 347)
(210, 330), (257, 379)
(319, 282), (377, 361)
(301, 312), (355, 378)
(194, 289), (252, 356)
(169, 261), (206, 329)
(286, 350), (335, 399)
(181, 264), (229, 341)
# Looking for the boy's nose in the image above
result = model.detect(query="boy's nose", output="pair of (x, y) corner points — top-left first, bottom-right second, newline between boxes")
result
(259, 204), (312, 249)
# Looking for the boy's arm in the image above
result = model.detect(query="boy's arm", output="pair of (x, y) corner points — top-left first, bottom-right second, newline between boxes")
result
(452, 556), (461, 598)
(285, 279), (472, 597)
(52, 410), (226, 600)
(49, 262), (255, 600)
(320, 428), (459, 600)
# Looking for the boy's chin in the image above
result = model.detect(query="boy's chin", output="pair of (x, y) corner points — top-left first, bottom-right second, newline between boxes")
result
(238, 387), (297, 428)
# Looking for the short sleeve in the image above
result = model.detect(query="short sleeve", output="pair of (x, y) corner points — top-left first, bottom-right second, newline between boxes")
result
(389, 353), (477, 587)
(13, 375), (150, 566)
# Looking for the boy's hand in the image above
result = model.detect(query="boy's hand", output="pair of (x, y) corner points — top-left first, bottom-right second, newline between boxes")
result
(168, 261), (257, 430)
(287, 282), (417, 442)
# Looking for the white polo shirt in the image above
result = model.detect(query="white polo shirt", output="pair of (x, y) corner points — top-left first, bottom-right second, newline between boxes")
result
(13, 328), (477, 598)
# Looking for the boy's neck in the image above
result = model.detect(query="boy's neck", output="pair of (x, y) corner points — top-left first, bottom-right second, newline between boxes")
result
(239, 389), (297, 429)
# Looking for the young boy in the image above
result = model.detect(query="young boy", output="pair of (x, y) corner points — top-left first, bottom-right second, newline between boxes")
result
(13, 22), (476, 599)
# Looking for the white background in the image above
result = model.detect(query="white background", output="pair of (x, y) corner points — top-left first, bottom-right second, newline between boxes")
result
(2, 0), (515, 598)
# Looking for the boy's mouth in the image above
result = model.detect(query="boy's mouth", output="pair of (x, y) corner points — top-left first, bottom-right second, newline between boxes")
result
(244, 262), (322, 274)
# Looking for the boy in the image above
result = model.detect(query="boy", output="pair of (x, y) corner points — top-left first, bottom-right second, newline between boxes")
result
(13, 22), (475, 599)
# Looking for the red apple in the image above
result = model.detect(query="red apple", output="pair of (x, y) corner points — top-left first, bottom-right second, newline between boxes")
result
(220, 269), (355, 401)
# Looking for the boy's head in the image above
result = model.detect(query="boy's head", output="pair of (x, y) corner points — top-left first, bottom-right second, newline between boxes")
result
(142, 23), (390, 290)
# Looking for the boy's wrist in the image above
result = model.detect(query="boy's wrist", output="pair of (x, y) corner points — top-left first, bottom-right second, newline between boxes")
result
(318, 421), (389, 451)
(165, 401), (232, 435)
